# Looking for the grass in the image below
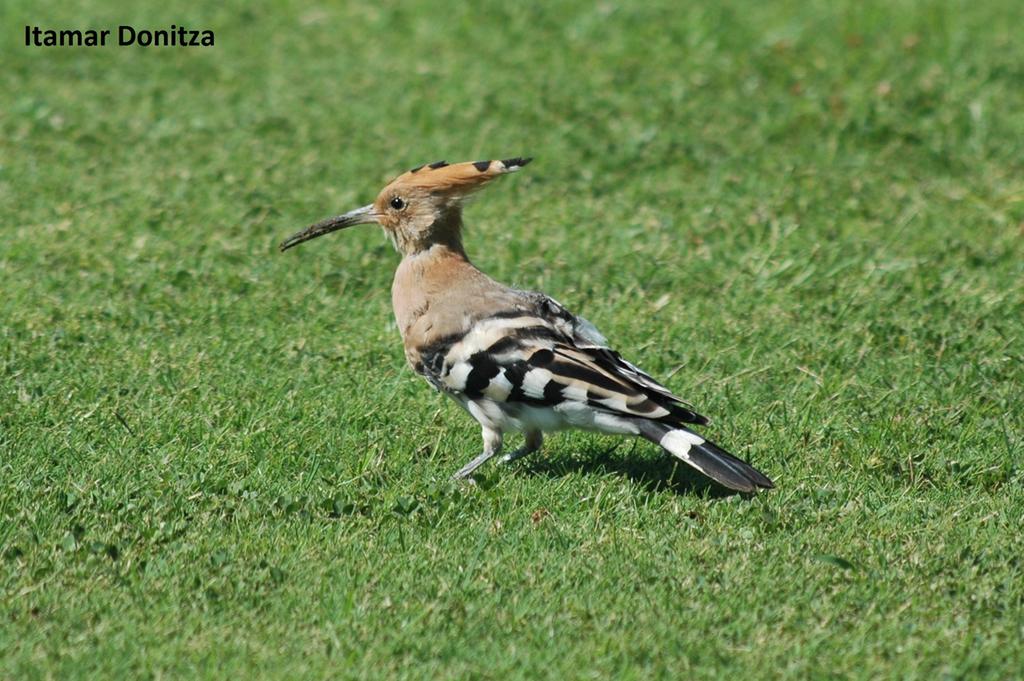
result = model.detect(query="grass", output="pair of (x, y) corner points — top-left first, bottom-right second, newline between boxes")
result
(2, 0), (1023, 677)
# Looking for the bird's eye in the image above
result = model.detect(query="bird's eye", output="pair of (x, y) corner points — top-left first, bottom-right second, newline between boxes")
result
(390, 196), (406, 210)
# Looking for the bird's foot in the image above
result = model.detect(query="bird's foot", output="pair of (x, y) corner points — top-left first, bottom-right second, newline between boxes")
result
(452, 427), (504, 480)
(500, 430), (543, 465)
(452, 451), (495, 480)
(499, 447), (533, 464)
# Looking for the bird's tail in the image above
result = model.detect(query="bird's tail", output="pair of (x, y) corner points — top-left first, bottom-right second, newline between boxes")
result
(637, 420), (773, 492)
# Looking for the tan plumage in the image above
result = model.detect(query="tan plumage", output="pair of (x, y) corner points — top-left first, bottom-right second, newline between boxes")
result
(280, 158), (773, 492)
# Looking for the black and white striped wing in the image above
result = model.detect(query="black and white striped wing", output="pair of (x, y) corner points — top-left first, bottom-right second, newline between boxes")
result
(524, 294), (699, 407)
(421, 307), (706, 425)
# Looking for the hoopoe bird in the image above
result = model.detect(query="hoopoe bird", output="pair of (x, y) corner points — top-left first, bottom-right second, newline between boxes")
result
(280, 158), (773, 492)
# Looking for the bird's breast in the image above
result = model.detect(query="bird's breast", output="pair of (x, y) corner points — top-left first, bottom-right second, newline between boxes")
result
(390, 246), (514, 372)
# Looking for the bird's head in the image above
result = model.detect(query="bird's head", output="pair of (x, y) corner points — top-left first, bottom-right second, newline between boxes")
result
(279, 157), (532, 256)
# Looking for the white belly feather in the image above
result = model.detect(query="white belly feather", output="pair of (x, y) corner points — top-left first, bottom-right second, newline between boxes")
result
(460, 395), (640, 436)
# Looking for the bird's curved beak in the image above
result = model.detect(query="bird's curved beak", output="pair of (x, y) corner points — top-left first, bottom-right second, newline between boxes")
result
(279, 204), (378, 251)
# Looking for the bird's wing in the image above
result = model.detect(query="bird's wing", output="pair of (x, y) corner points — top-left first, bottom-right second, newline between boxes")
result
(529, 294), (699, 406)
(419, 295), (706, 425)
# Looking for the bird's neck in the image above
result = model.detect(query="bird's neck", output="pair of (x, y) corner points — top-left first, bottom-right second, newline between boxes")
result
(392, 208), (464, 256)
(392, 243), (476, 337)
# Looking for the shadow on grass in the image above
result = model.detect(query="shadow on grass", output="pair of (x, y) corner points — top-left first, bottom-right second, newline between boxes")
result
(518, 440), (741, 499)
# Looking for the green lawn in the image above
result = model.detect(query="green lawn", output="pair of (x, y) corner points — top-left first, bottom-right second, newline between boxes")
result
(2, 0), (1023, 678)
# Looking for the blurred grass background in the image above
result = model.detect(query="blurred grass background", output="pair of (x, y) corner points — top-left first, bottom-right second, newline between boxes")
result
(1, 0), (1023, 678)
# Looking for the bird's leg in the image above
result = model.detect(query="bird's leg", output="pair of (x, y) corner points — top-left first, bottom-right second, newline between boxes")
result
(452, 426), (503, 480)
(500, 430), (543, 464)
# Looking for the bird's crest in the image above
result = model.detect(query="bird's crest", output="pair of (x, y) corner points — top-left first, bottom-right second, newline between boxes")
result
(384, 157), (532, 197)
